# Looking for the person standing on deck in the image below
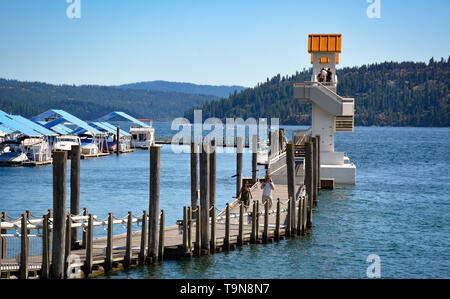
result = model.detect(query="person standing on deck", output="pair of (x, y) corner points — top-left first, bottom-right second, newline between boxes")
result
(237, 181), (253, 212)
(261, 171), (275, 209)
(321, 68), (328, 83)
(326, 68), (333, 82)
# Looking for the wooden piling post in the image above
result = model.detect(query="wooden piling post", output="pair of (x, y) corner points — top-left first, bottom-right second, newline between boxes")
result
(41, 213), (50, 279)
(182, 206), (188, 253)
(139, 211), (147, 265)
(51, 151), (67, 279)
(84, 214), (94, 276)
(159, 210), (165, 261)
(252, 135), (258, 184)
(209, 140), (216, 217)
(82, 208), (88, 249)
(148, 145), (161, 263)
(187, 206), (192, 252)
(190, 142), (199, 209)
(316, 135), (321, 191)
(70, 144), (80, 249)
(305, 141), (313, 228)
(200, 143), (210, 253)
(275, 199), (280, 241)
(105, 213), (113, 272)
(125, 211), (133, 268)
(297, 197), (302, 235)
(1, 212), (6, 260)
(236, 137), (244, 198)
(116, 127), (120, 155)
(195, 206), (201, 256)
(26, 210), (31, 235)
(210, 204), (216, 254)
(312, 137), (319, 207)
(263, 200), (269, 243)
(225, 203), (230, 251)
(47, 209), (52, 258)
(255, 201), (260, 242)
(303, 195), (308, 234)
(238, 203), (244, 246)
(64, 213), (71, 278)
(20, 214), (28, 279)
(286, 143), (296, 231)
(251, 201), (257, 243)
(286, 198), (291, 237)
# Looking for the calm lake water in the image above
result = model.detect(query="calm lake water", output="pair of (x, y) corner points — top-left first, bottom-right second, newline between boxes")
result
(1, 124), (449, 279)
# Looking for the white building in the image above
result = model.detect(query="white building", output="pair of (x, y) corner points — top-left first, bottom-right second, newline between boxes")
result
(293, 34), (356, 184)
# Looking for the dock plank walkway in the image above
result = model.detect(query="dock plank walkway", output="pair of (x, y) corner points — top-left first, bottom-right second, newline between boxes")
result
(68, 184), (294, 262)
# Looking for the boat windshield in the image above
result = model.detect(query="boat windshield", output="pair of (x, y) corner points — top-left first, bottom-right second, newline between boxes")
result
(57, 138), (79, 143)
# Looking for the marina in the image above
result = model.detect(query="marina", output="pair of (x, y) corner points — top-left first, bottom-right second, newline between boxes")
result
(0, 29), (448, 281)
(0, 109), (155, 167)
(0, 35), (356, 279)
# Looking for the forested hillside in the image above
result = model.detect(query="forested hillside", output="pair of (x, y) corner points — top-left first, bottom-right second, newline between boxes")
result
(0, 80), (217, 121)
(117, 80), (247, 98)
(185, 58), (450, 127)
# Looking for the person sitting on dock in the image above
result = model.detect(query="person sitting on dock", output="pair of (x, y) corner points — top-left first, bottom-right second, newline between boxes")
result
(237, 181), (253, 212)
(261, 172), (275, 209)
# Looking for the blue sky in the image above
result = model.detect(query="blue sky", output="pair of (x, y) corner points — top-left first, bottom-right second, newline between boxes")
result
(0, 0), (449, 87)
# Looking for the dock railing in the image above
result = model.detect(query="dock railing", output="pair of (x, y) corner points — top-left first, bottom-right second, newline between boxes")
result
(0, 210), (164, 279)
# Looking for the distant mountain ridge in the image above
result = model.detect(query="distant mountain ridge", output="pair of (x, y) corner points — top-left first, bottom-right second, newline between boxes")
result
(0, 79), (218, 121)
(117, 80), (247, 98)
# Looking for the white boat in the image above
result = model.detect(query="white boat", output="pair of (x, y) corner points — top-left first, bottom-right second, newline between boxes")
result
(0, 140), (28, 166)
(53, 135), (81, 152)
(79, 134), (100, 155)
(22, 137), (52, 162)
(130, 126), (155, 149)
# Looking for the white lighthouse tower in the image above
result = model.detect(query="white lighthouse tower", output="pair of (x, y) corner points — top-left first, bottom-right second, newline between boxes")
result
(294, 34), (356, 184)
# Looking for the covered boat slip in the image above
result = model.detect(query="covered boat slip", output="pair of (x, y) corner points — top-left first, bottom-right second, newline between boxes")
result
(96, 111), (151, 128)
(31, 109), (102, 136)
(87, 122), (135, 155)
(36, 122), (73, 135)
(31, 109), (114, 159)
(0, 109), (153, 165)
(0, 111), (54, 166)
(95, 111), (154, 151)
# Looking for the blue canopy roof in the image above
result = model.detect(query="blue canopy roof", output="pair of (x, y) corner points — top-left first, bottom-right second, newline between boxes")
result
(31, 109), (102, 135)
(0, 114), (42, 137)
(96, 112), (150, 128)
(0, 124), (14, 134)
(37, 121), (73, 135)
(90, 122), (130, 136)
(9, 115), (57, 136)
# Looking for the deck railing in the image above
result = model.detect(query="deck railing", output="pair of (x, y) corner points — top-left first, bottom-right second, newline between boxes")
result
(0, 210), (163, 279)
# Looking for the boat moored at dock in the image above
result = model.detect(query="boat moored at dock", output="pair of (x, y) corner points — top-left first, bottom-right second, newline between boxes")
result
(130, 126), (155, 149)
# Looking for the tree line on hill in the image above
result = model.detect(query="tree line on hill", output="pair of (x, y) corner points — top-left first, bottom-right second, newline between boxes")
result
(0, 80), (218, 121)
(185, 57), (450, 127)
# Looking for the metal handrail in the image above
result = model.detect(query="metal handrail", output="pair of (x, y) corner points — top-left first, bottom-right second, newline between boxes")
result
(294, 81), (354, 103)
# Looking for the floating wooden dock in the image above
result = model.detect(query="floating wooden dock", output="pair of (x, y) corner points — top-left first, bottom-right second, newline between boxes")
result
(80, 152), (110, 160)
(22, 160), (53, 167)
